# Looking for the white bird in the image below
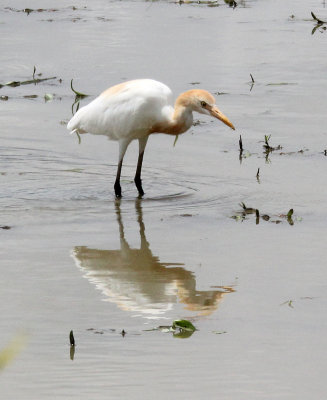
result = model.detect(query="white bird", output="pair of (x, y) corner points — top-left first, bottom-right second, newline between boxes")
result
(67, 79), (235, 198)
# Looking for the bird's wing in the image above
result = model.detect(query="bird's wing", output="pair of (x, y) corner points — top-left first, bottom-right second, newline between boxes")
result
(67, 79), (173, 140)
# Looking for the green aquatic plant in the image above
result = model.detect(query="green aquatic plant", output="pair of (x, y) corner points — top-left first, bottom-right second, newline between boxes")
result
(70, 79), (89, 99)
(172, 320), (196, 332)
(144, 319), (196, 339)
(232, 204), (301, 225)
(69, 330), (75, 347)
(0, 66), (57, 89)
(263, 134), (282, 155)
(311, 11), (326, 25)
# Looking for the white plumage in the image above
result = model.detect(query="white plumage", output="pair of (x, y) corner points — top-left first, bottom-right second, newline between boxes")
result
(67, 79), (235, 197)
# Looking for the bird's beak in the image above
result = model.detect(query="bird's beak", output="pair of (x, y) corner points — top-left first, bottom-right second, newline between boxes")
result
(210, 106), (235, 130)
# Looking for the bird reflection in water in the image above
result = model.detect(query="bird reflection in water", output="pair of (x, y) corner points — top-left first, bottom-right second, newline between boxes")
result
(72, 199), (234, 318)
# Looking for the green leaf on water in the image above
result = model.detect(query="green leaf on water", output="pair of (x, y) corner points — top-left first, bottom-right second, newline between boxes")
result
(172, 319), (196, 332)
(173, 135), (179, 147)
(287, 209), (294, 218)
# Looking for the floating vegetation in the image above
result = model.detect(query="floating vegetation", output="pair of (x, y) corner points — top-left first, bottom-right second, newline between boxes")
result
(213, 91), (229, 96)
(311, 11), (326, 24)
(225, 0), (237, 8)
(5, 7), (59, 14)
(311, 11), (326, 34)
(238, 134), (252, 162)
(231, 203), (301, 225)
(70, 79), (88, 99)
(0, 225), (11, 230)
(280, 296), (315, 309)
(145, 319), (197, 339)
(262, 134), (282, 162)
(239, 135), (243, 153)
(73, 130), (81, 144)
(0, 66), (57, 92)
(256, 167), (260, 183)
(172, 319), (196, 332)
(279, 148), (309, 156)
(69, 330), (75, 360)
(0, 67), (56, 89)
(70, 79), (89, 115)
(175, 0), (219, 6)
(280, 299), (294, 308)
(69, 330), (75, 347)
(23, 94), (38, 99)
(249, 73), (255, 91)
(266, 82), (297, 86)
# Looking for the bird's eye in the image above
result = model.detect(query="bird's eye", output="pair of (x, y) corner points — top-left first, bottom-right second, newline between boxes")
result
(200, 101), (207, 108)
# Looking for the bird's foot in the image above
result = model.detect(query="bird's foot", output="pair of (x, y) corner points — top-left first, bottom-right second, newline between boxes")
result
(114, 181), (122, 198)
(134, 177), (144, 197)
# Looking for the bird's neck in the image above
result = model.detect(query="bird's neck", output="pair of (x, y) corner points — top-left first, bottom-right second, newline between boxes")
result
(150, 92), (193, 135)
(170, 103), (193, 135)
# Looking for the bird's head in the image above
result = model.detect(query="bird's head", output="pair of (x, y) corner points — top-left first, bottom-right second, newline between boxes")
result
(181, 89), (235, 130)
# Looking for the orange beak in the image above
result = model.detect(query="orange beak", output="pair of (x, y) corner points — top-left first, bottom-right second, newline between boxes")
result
(210, 106), (235, 130)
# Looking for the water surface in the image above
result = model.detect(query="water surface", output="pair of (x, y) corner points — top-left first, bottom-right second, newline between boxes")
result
(1, 1), (327, 399)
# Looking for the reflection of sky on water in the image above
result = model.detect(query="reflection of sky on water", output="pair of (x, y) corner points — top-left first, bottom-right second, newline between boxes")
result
(72, 199), (234, 319)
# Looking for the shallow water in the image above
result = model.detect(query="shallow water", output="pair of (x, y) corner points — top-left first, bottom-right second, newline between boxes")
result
(1, 0), (327, 399)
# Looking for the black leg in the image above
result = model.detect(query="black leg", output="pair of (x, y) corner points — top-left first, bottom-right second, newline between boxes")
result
(114, 159), (123, 198)
(134, 150), (145, 197)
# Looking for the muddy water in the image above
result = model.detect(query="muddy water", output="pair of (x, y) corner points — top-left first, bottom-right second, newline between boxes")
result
(1, 0), (327, 398)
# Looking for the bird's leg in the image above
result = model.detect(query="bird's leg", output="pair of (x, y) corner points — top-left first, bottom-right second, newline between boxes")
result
(134, 152), (145, 196)
(114, 139), (130, 198)
(134, 137), (148, 197)
(114, 159), (123, 198)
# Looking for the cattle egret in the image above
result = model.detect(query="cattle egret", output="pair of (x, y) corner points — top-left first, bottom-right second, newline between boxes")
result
(67, 79), (235, 197)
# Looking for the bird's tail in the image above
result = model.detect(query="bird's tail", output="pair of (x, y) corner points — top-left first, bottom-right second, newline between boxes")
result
(67, 107), (88, 134)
